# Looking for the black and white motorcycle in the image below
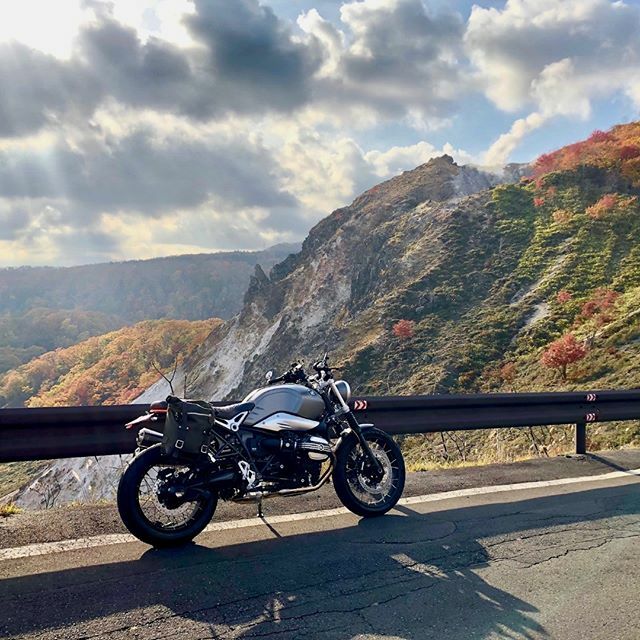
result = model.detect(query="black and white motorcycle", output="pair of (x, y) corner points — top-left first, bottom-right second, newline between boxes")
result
(117, 354), (405, 547)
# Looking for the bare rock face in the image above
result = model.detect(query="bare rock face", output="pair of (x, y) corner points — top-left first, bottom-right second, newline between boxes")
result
(184, 156), (516, 403)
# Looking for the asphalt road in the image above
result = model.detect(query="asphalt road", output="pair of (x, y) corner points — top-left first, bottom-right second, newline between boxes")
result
(1, 471), (639, 640)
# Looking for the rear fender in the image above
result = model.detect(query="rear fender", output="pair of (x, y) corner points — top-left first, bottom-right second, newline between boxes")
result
(125, 413), (162, 430)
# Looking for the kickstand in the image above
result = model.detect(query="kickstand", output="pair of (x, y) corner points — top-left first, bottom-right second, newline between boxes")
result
(257, 495), (264, 518)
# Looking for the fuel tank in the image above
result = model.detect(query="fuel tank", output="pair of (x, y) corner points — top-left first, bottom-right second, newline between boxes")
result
(242, 384), (325, 427)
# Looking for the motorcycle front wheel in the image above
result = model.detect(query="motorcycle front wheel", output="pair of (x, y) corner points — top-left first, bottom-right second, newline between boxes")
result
(333, 428), (405, 517)
(117, 444), (217, 547)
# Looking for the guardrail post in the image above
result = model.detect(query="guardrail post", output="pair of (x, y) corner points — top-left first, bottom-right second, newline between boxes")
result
(575, 422), (587, 455)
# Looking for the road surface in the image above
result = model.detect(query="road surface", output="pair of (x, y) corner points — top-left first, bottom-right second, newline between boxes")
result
(1, 470), (639, 639)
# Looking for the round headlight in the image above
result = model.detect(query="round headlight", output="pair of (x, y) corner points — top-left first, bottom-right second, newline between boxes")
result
(334, 380), (351, 403)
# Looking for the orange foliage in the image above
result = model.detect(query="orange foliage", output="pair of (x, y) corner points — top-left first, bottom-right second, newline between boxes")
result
(531, 122), (640, 182)
(552, 209), (572, 225)
(0, 319), (219, 408)
(586, 193), (638, 219)
(499, 362), (517, 387)
(556, 290), (572, 304)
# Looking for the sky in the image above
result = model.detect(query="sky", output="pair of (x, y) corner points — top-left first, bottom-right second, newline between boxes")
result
(0, 0), (639, 267)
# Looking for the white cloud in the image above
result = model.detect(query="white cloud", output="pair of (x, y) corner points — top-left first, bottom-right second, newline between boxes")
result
(466, 0), (640, 116)
(483, 112), (547, 166)
(365, 140), (475, 177)
(469, 0), (640, 163)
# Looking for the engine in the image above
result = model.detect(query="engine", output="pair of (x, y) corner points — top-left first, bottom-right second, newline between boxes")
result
(244, 431), (331, 489)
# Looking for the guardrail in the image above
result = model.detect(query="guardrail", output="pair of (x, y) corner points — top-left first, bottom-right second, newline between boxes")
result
(0, 389), (638, 463)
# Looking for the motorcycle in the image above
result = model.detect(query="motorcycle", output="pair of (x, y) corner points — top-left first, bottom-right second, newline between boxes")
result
(117, 354), (405, 547)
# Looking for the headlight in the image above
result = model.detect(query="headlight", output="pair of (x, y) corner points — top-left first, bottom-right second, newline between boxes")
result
(334, 380), (351, 403)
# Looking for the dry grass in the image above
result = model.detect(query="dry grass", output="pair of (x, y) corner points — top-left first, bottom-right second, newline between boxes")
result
(0, 503), (21, 517)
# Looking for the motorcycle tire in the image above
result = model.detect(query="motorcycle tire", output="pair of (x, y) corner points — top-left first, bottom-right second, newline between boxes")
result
(333, 427), (405, 517)
(117, 444), (217, 547)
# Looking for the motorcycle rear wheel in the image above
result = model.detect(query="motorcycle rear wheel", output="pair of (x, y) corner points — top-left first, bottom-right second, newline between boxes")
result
(117, 444), (217, 547)
(333, 428), (405, 517)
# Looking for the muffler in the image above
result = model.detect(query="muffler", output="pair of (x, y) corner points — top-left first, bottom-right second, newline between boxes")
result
(136, 428), (163, 448)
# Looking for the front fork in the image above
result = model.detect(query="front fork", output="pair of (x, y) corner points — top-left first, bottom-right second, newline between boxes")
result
(326, 379), (384, 478)
(345, 412), (384, 479)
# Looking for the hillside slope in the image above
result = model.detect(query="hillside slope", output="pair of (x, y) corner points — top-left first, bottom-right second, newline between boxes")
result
(182, 124), (640, 463)
(0, 318), (220, 501)
(0, 244), (298, 374)
(0, 318), (220, 409)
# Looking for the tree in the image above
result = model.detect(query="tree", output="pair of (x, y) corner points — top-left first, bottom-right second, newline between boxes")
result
(619, 145), (640, 160)
(552, 209), (572, 225)
(579, 288), (620, 344)
(585, 194), (637, 220)
(540, 334), (587, 380)
(556, 290), (572, 305)
(392, 320), (415, 339)
(588, 130), (613, 144)
(499, 362), (517, 391)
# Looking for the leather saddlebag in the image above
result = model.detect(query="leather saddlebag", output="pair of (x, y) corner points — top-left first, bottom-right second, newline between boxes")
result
(162, 395), (215, 459)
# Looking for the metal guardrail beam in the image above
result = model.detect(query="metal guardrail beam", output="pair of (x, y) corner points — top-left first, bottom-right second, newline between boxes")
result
(0, 389), (638, 463)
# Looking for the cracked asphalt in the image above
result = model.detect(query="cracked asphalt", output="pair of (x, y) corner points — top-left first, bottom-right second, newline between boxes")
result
(1, 470), (639, 639)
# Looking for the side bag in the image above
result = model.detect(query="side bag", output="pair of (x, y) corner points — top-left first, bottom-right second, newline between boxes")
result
(162, 395), (215, 459)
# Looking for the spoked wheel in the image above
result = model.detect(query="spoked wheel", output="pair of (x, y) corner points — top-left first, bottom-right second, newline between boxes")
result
(333, 428), (405, 517)
(117, 444), (217, 547)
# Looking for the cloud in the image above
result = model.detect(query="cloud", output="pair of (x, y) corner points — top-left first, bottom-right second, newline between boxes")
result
(185, 0), (322, 113)
(468, 0), (640, 163)
(0, 203), (33, 240)
(365, 140), (475, 177)
(2, 0), (639, 266)
(0, 127), (297, 220)
(483, 112), (547, 166)
(0, 42), (101, 138)
(466, 0), (640, 116)
(299, 0), (467, 126)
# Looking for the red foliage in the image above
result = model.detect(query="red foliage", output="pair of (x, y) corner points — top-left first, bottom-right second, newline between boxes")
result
(556, 290), (572, 304)
(534, 153), (556, 176)
(586, 193), (617, 219)
(580, 288), (620, 323)
(619, 145), (640, 160)
(540, 334), (587, 380)
(392, 319), (415, 340)
(528, 122), (640, 180)
(533, 197), (545, 207)
(588, 130), (613, 144)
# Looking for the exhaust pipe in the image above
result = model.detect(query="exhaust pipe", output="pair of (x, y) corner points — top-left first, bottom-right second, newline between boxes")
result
(207, 469), (237, 487)
(136, 428), (163, 448)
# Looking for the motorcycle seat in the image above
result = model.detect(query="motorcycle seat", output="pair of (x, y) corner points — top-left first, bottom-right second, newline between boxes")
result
(215, 401), (255, 419)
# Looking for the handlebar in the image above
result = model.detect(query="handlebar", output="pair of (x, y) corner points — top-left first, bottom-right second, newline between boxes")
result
(267, 357), (337, 386)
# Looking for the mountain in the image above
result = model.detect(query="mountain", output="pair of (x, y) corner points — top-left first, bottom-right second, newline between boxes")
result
(0, 318), (219, 501)
(0, 318), (220, 409)
(177, 124), (640, 461)
(0, 243), (299, 374)
(178, 156), (513, 400)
